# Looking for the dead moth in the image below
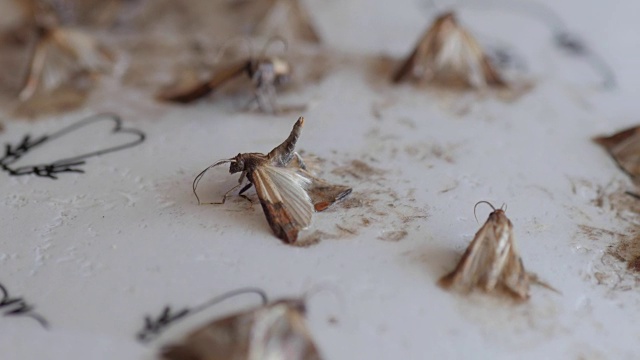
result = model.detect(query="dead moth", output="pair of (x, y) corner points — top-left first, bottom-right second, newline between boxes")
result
(438, 202), (535, 300)
(161, 297), (322, 360)
(593, 125), (640, 179)
(193, 117), (351, 244)
(157, 40), (292, 114)
(392, 12), (506, 89)
(19, 8), (114, 100)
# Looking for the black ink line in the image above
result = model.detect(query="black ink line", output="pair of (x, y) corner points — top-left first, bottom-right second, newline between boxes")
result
(136, 287), (268, 343)
(0, 113), (146, 179)
(0, 282), (49, 329)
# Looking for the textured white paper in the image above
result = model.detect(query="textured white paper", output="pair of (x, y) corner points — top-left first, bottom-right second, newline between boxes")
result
(1, 0), (639, 359)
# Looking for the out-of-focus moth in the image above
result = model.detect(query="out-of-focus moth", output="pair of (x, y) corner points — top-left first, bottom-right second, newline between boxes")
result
(593, 125), (640, 180)
(392, 12), (506, 89)
(193, 117), (351, 244)
(254, 0), (322, 44)
(19, 13), (114, 101)
(438, 202), (534, 300)
(161, 297), (322, 360)
(157, 41), (292, 114)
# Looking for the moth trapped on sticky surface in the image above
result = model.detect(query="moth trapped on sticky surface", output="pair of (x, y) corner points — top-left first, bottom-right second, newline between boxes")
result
(18, 1), (114, 101)
(157, 38), (294, 114)
(161, 297), (322, 360)
(594, 125), (640, 180)
(392, 12), (506, 89)
(193, 117), (351, 244)
(439, 202), (554, 300)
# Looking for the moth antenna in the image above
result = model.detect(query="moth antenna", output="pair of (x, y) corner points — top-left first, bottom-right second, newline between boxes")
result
(473, 200), (497, 223)
(192, 159), (235, 205)
(501, 203), (508, 212)
(190, 287), (269, 316)
(302, 283), (346, 315)
(213, 36), (254, 64)
(260, 35), (289, 58)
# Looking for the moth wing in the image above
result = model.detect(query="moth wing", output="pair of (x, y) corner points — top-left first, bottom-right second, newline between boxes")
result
(250, 165), (313, 243)
(52, 28), (114, 72)
(438, 218), (498, 292)
(249, 304), (322, 360)
(498, 239), (530, 300)
(287, 0), (322, 43)
(157, 61), (248, 103)
(254, 0), (321, 43)
(296, 169), (351, 212)
(38, 39), (75, 92)
(161, 309), (259, 360)
(458, 30), (506, 87)
(594, 126), (640, 178)
(392, 25), (437, 83)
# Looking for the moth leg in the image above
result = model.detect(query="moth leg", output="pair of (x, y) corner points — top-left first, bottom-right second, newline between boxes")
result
(202, 174), (247, 205)
(238, 182), (254, 207)
(293, 152), (307, 170)
(254, 84), (279, 114)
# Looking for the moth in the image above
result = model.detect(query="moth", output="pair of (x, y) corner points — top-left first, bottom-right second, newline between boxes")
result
(593, 125), (640, 179)
(438, 202), (533, 300)
(392, 12), (506, 89)
(157, 42), (292, 114)
(161, 297), (322, 360)
(19, 12), (114, 101)
(193, 117), (351, 243)
(253, 0), (322, 43)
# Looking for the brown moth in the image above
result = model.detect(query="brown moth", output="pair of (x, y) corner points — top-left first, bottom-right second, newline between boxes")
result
(161, 298), (322, 360)
(593, 125), (640, 179)
(157, 48), (292, 114)
(193, 117), (352, 244)
(392, 11), (506, 89)
(19, 7), (114, 101)
(438, 202), (532, 300)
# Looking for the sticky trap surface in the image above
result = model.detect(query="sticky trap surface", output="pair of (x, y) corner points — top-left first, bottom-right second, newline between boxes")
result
(1, 0), (640, 359)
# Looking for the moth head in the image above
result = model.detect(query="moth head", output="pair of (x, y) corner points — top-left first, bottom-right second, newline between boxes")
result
(474, 201), (508, 223)
(257, 36), (291, 86)
(275, 298), (307, 314)
(435, 11), (457, 29)
(229, 153), (245, 174)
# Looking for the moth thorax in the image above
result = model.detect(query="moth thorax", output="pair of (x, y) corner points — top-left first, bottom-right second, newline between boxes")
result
(276, 298), (306, 314)
(271, 57), (291, 76)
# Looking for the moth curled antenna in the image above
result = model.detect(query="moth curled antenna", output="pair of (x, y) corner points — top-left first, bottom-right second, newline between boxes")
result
(473, 200), (497, 223)
(301, 283), (346, 318)
(261, 35), (289, 57)
(192, 159), (236, 205)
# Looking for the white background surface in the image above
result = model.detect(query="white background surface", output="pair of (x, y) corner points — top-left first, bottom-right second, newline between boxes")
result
(1, 0), (640, 359)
